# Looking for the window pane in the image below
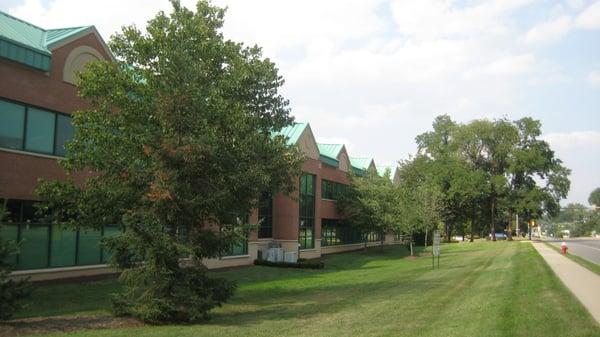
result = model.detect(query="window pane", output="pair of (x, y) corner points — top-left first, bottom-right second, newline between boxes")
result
(19, 224), (49, 270)
(54, 114), (74, 156)
(50, 226), (77, 267)
(0, 100), (25, 150)
(77, 229), (102, 265)
(25, 108), (55, 154)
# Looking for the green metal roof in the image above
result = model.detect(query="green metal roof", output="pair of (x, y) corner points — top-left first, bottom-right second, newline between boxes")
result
(317, 143), (343, 159)
(349, 157), (373, 170)
(317, 143), (344, 168)
(272, 122), (308, 146)
(0, 11), (91, 71)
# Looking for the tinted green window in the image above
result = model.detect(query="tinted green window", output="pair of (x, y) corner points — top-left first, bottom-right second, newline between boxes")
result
(258, 193), (273, 238)
(0, 223), (19, 267)
(77, 229), (102, 265)
(0, 100), (25, 149)
(49, 226), (77, 267)
(299, 174), (316, 249)
(19, 224), (50, 270)
(25, 108), (55, 154)
(54, 114), (74, 156)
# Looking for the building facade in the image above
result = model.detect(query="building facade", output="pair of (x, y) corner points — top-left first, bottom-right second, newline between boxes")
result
(0, 12), (399, 280)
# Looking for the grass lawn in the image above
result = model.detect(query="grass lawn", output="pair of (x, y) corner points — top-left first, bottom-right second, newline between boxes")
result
(543, 242), (600, 277)
(14, 242), (600, 337)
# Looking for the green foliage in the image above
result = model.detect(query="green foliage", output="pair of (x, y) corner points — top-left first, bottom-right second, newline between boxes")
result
(415, 115), (570, 241)
(0, 202), (31, 321)
(36, 0), (302, 323)
(589, 187), (600, 207)
(337, 169), (401, 243)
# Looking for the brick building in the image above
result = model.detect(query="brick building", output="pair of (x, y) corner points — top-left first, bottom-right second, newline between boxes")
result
(0, 12), (399, 280)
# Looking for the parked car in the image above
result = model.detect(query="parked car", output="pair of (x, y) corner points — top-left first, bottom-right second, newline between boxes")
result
(488, 233), (507, 240)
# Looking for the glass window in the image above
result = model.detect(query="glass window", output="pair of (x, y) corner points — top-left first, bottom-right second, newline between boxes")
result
(299, 174), (316, 249)
(321, 219), (362, 246)
(25, 107), (55, 154)
(77, 229), (102, 265)
(0, 100), (25, 149)
(50, 226), (77, 267)
(54, 114), (74, 156)
(258, 193), (273, 238)
(18, 224), (50, 270)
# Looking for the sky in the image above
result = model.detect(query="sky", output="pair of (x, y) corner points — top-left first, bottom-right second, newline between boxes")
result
(2, 0), (600, 206)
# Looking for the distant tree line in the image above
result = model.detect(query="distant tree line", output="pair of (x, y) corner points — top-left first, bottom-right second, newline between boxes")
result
(339, 115), (571, 244)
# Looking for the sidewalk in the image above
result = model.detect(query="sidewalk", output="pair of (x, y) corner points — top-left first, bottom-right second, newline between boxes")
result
(531, 242), (600, 324)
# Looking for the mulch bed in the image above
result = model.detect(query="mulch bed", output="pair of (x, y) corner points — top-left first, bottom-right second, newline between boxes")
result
(0, 315), (143, 337)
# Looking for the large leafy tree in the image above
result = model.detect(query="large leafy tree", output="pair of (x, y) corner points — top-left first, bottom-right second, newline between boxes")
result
(338, 169), (401, 250)
(415, 115), (570, 242)
(36, 0), (302, 323)
(505, 118), (570, 240)
(589, 188), (600, 207)
(396, 156), (444, 253)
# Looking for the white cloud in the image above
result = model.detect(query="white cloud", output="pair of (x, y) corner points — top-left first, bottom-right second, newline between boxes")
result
(524, 16), (573, 44)
(588, 70), (600, 86)
(544, 131), (600, 205)
(5, 0), (599, 204)
(576, 1), (600, 29)
(544, 131), (600, 152)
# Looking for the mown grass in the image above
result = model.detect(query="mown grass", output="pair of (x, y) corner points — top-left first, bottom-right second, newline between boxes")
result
(16, 242), (600, 337)
(543, 241), (600, 277)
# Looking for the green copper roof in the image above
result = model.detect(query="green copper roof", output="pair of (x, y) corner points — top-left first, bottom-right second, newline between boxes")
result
(349, 157), (373, 170)
(272, 122), (308, 146)
(317, 143), (343, 159)
(0, 11), (91, 71)
(317, 143), (344, 168)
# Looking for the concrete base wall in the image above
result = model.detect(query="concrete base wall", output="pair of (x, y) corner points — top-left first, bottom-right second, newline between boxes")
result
(299, 239), (321, 259)
(10, 264), (117, 282)
(11, 237), (404, 281)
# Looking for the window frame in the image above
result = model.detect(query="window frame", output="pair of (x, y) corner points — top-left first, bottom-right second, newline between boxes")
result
(0, 97), (73, 157)
(299, 173), (316, 249)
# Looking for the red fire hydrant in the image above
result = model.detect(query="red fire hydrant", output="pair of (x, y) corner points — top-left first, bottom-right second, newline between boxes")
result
(561, 242), (568, 254)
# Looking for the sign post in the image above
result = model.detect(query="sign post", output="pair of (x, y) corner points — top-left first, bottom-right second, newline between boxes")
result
(432, 230), (441, 269)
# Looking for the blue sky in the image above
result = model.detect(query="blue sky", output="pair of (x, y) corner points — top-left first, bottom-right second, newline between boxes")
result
(3, 0), (600, 206)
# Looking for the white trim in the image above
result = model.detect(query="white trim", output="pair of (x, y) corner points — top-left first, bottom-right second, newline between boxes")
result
(0, 147), (61, 160)
(299, 248), (317, 252)
(321, 243), (364, 249)
(275, 240), (300, 243)
(220, 254), (250, 260)
(49, 27), (115, 62)
(62, 45), (105, 84)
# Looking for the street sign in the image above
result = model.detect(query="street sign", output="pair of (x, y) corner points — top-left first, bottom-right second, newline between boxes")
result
(432, 231), (440, 269)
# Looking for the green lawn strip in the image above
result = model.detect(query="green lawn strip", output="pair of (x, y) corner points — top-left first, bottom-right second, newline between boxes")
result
(18, 243), (600, 337)
(15, 278), (122, 318)
(543, 242), (600, 277)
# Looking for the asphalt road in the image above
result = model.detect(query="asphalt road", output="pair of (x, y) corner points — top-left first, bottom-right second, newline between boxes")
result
(548, 238), (600, 265)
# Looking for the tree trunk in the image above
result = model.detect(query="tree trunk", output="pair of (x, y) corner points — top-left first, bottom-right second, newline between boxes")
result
(446, 223), (451, 243)
(490, 200), (496, 241)
(424, 229), (428, 248)
(410, 240), (413, 256)
(507, 210), (514, 241)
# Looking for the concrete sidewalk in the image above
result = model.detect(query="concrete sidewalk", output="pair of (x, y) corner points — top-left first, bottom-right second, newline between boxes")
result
(532, 242), (600, 324)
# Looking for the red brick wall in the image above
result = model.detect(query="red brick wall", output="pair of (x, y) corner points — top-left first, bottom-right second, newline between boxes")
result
(270, 158), (350, 242)
(0, 32), (110, 200)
